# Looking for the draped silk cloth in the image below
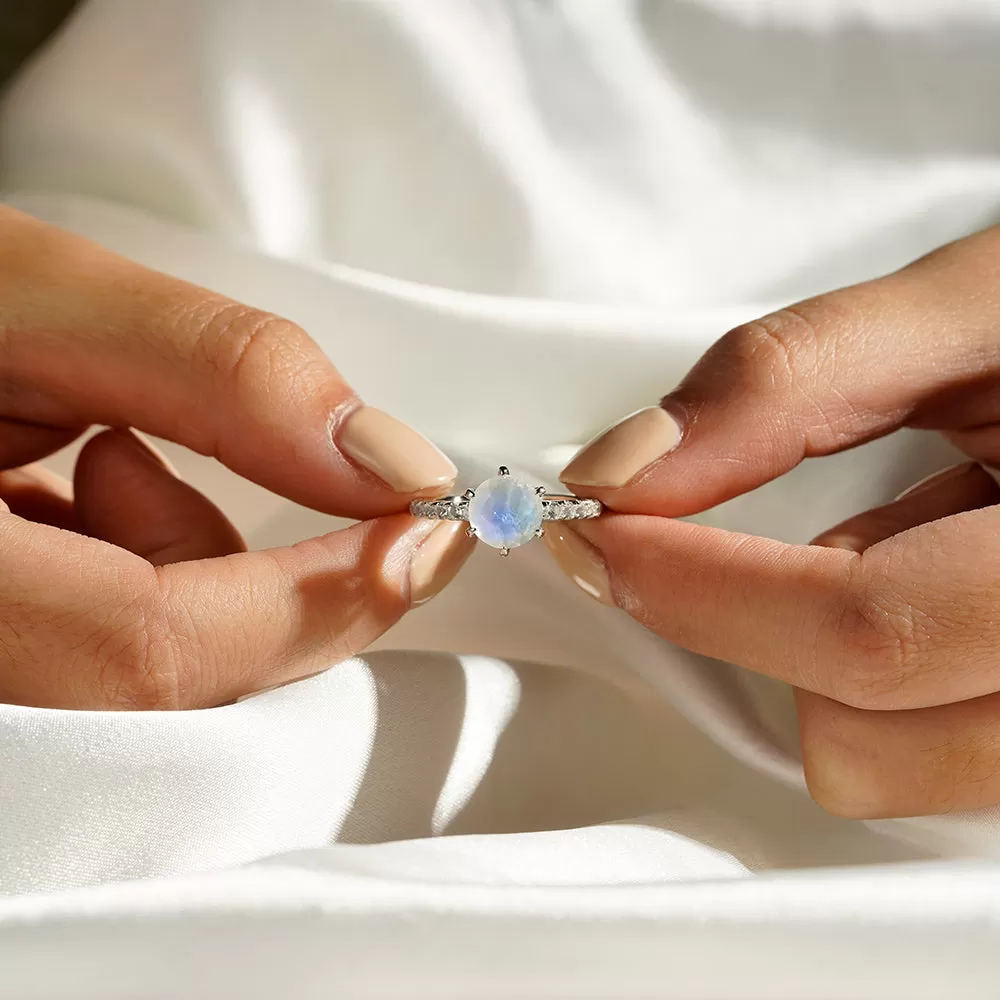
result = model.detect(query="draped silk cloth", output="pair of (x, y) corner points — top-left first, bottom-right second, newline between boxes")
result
(2, 2), (1000, 996)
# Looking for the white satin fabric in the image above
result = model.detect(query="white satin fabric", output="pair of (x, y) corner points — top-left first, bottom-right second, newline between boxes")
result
(2, 1), (1000, 997)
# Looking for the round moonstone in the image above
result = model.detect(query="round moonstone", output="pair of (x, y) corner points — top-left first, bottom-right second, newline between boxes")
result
(468, 475), (543, 550)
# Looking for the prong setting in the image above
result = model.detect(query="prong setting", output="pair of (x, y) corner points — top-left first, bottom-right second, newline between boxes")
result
(535, 527), (544, 538)
(535, 486), (546, 495)
(499, 547), (510, 557)
(498, 466), (510, 477)
(466, 526), (478, 538)
(463, 488), (476, 500)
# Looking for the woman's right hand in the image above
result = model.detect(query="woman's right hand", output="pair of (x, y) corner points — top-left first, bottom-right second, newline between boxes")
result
(548, 224), (1000, 819)
(0, 207), (473, 710)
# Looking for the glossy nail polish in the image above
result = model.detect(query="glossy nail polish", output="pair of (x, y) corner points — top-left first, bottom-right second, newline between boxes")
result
(339, 406), (457, 493)
(560, 406), (682, 488)
(542, 522), (615, 605)
(409, 520), (476, 605)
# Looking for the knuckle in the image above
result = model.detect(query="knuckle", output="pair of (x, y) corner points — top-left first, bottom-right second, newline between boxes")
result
(0, 560), (192, 710)
(194, 303), (318, 396)
(90, 589), (183, 710)
(721, 301), (864, 451)
(0, 609), (33, 677)
(828, 571), (930, 711)
(726, 308), (824, 386)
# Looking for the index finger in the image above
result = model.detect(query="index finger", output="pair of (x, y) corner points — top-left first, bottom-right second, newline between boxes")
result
(560, 224), (1000, 516)
(0, 207), (455, 515)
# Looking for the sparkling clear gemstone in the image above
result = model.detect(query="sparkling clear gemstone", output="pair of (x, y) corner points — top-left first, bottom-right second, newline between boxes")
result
(468, 475), (543, 550)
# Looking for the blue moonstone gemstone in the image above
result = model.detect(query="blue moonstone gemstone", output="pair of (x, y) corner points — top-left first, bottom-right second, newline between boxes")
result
(468, 475), (543, 550)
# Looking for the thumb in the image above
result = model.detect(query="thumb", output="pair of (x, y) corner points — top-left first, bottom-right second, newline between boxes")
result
(0, 509), (475, 709)
(559, 225), (1000, 515)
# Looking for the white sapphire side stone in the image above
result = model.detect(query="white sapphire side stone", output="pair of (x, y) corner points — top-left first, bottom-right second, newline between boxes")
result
(467, 474), (543, 550)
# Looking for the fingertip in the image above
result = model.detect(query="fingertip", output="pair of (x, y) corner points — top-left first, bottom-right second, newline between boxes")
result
(794, 690), (884, 820)
(0, 463), (76, 530)
(811, 461), (1000, 554)
(366, 513), (477, 609)
(541, 521), (615, 606)
(0, 419), (85, 470)
(408, 519), (477, 606)
(75, 427), (245, 564)
(558, 406), (683, 492)
(335, 405), (458, 496)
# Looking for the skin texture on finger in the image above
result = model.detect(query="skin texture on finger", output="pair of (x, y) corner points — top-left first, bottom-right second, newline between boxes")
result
(0, 463), (77, 530)
(796, 688), (1000, 818)
(0, 207), (455, 517)
(560, 224), (1000, 515)
(0, 511), (474, 710)
(566, 504), (1000, 712)
(73, 428), (246, 565)
(0, 513), (159, 708)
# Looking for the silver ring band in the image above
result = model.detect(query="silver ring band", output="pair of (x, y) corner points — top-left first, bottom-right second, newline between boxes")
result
(410, 494), (602, 521)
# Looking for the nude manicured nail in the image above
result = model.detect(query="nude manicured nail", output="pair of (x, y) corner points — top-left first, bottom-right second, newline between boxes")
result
(338, 406), (457, 493)
(542, 523), (615, 606)
(560, 406), (682, 488)
(409, 520), (476, 605)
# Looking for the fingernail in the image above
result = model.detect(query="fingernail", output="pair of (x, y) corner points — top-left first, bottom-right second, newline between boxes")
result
(893, 461), (978, 502)
(814, 534), (866, 552)
(338, 406), (457, 494)
(542, 522), (615, 606)
(559, 406), (682, 488)
(409, 520), (476, 606)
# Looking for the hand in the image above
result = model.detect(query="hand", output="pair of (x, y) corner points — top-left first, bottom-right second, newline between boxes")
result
(548, 223), (1000, 819)
(0, 208), (473, 709)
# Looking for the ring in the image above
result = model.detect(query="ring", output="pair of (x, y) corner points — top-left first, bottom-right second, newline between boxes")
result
(410, 466), (602, 556)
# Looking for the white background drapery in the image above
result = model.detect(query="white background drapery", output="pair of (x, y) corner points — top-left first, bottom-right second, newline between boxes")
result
(2, 2), (1000, 996)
